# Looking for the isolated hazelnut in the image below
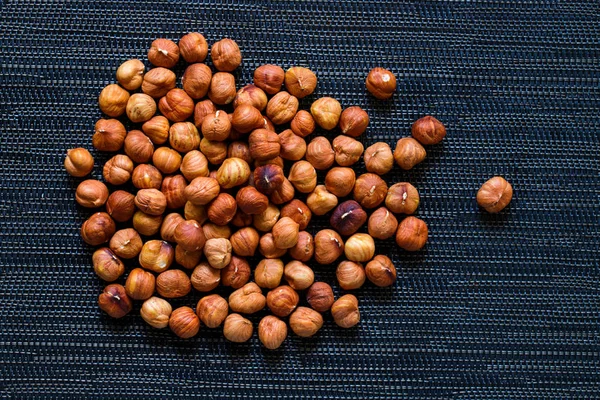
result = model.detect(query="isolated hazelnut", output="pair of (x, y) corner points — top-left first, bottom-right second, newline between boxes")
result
(126, 93), (156, 123)
(269, 178), (295, 205)
(332, 135), (364, 167)
(325, 167), (356, 197)
(339, 106), (369, 137)
(174, 220), (206, 252)
(396, 216), (428, 251)
(411, 115), (446, 145)
(249, 129), (281, 161)
(103, 154), (134, 185)
(179, 32), (208, 63)
(336, 261), (366, 290)
(236, 187), (268, 216)
(139, 240), (174, 273)
(223, 314), (253, 343)
(232, 104), (263, 133)
(254, 64), (284, 94)
(394, 137), (426, 170)
(125, 267), (156, 300)
(93, 247), (125, 282)
(182, 63), (212, 99)
(366, 67), (396, 100)
(105, 191), (135, 223)
(180, 150), (209, 181)
(306, 136), (335, 170)
(253, 164), (284, 195)
(93, 119), (126, 152)
(278, 129), (307, 161)
(314, 229), (344, 264)
(116, 59), (145, 90)
(288, 231), (314, 262)
(217, 157), (251, 189)
(230, 227), (260, 257)
(124, 130), (154, 163)
(148, 38), (179, 68)
(331, 294), (360, 328)
(364, 142), (394, 175)
(132, 164), (163, 189)
(98, 83), (129, 117)
(307, 185), (338, 216)
(255, 258), (284, 289)
(175, 245), (202, 270)
(330, 200), (367, 236)
(368, 207), (398, 240)
(306, 282), (334, 312)
(109, 228), (143, 259)
(288, 160), (317, 193)
(353, 173), (388, 209)
(267, 285), (299, 317)
(253, 203), (280, 232)
(161, 213), (185, 242)
(64, 148), (94, 177)
(258, 315), (287, 350)
(156, 269), (191, 298)
(229, 282), (266, 314)
(81, 212), (115, 246)
(207, 193), (237, 225)
(98, 284), (132, 319)
(284, 261), (314, 290)
(208, 72), (236, 105)
(133, 212), (163, 236)
(200, 138), (228, 165)
(196, 294), (228, 328)
(290, 110), (316, 138)
(271, 217), (299, 249)
(289, 307), (323, 338)
(266, 91), (299, 125)
(135, 188), (167, 216)
(169, 306), (200, 339)
(191, 262), (221, 292)
(75, 179), (109, 208)
(477, 176), (513, 213)
(234, 84), (268, 111)
(142, 67), (176, 98)
(211, 38), (242, 71)
(311, 97), (342, 130)
(185, 202), (208, 225)
(366, 255), (397, 287)
(153, 147), (182, 175)
(140, 296), (172, 329)
(169, 122), (200, 153)
(285, 67), (317, 98)
(221, 256), (251, 288)
(386, 183), (420, 214)
(203, 238), (232, 269)
(159, 89), (194, 122)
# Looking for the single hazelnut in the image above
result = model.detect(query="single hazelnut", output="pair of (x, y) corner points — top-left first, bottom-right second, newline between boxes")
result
(248, 129), (281, 161)
(353, 173), (388, 209)
(288, 231), (314, 262)
(366, 67), (396, 100)
(207, 193), (237, 225)
(306, 136), (335, 170)
(98, 284), (132, 319)
(75, 179), (109, 208)
(211, 38), (242, 71)
(93, 119), (126, 152)
(314, 229), (344, 264)
(271, 217), (300, 249)
(147, 38), (179, 67)
(232, 104), (263, 133)
(116, 59), (145, 90)
(253, 203), (280, 232)
(253, 64), (284, 94)
(476, 176), (513, 213)
(92, 247), (125, 282)
(141, 115), (170, 145)
(200, 138), (228, 165)
(339, 106), (369, 137)
(126, 93), (156, 123)
(365, 255), (397, 287)
(332, 135), (364, 167)
(310, 97), (342, 130)
(336, 261), (366, 290)
(202, 222), (231, 240)
(396, 216), (428, 251)
(288, 160), (317, 193)
(364, 142), (394, 175)
(325, 167), (356, 197)
(201, 110), (231, 142)
(196, 294), (228, 328)
(234, 84), (268, 110)
(217, 157), (251, 189)
(229, 282), (267, 314)
(306, 282), (334, 312)
(81, 212), (115, 246)
(279, 200), (311, 231)
(135, 188), (167, 216)
(386, 182), (420, 214)
(169, 122), (200, 153)
(278, 129), (307, 161)
(221, 256), (251, 288)
(156, 269), (191, 298)
(185, 202), (208, 225)
(284, 261), (314, 291)
(133, 212), (163, 236)
(266, 91), (299, 125)
(269, 178), (295, 205)
(140, 296), (172, 329)
(98, 83), (129, 117)
(267, 285), (299, 317)
(307, 185), (338, 216)
(169, 306), (200, 339)
(141, 67), (176, 98)
(160, 212), (185, 242)
(254, 258), (284, 289)
(179, 32), (208, 63)
(153, 147), (182, 175)
(124, 130), (154, 163)
(259, 315), (288, 350)
(203, 238), (232, 269)
(330, 200), (367, 236)
(105, 190), (135, 222)
(174, 220), (206, 252)
(132, 164), (163, 189)
(368, 207), (399, 240)
(208, 72), (236, 105)
(289, 307), (323, 338)
(223, 313), (253, 343)
(290, 110), (316, 138)
(236, 187), (268, 216)
(345, 233), (375, 262)
(258, 233), (287, 259)
(180, 150), (209, 181)
(182, 63), (212, 99)
(125, 267), (156, 300)
(229, 226), (260, 257)
(393, 137), (426, 170)
(411, 115), (446, 145)
(139, 240), (174, 273)
(109, 228), (143, 259)
(64, 148), (94, 177)
(184, 177), (220, 206)
(103, 154), (134, 185)
(331, 294), (360, 328)
(175, 245), (202, 270)
(159, 88), (194, 122)
(253, 164), (284, 195)
(284, 67), (317, 98)
(191, 262), (221, 292)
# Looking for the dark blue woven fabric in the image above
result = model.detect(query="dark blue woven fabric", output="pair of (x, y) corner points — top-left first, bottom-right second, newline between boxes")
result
(1, 1), (599, 399)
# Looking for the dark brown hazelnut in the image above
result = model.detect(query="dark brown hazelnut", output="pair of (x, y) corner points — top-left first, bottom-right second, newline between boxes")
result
(339, 106), (369, 137)
(331, 294), (360, 328)
(103, 154), (134, 185)
(169, 306), (200, 339)
(252, 203), (280, 232)
(284, 260), (314, 290)
(116, 59), (145, 90)
(156, 269), (191, 298)
(288, 231), (314, 262)
(153, 147), (182, 175)
(81, 212), (115, 246)
(395, 216), (428, 251)
(211, 38), (242, 71)
(207, 193), (237, 225)
(141, 67), (176, 98)
(344, 233), (375, 262)
(411, 115), (446, 145)
(386, 182), (420, 214)
(64, 148), (94, 177)
(314, 229), (344, 264)
(258, 233), (287, 259)
(366, 67), (396, 100)
(180, 150), (209, 181)
(135, 188), (167, 216)
(139, 240), (174, 273)
(476, 176), (513, 213)
(175, 245), (202, 270)
(253, 64), (284, 94)
(368, 207), (398, 240)
(132, 164), (163, 189)
(197, 294), (229, 328)
(248, 129), (281, 161)
(160, 213), (185, 242)
(179, 32), (208, 63)
(364, 142), (394, 175)
(92, 247), (125, 282)
(93, 119), (126, 152)
(133, 212), (163, 236)
(223, 313), (253, 343)
(330, 200), (367, 236)
(332, 135), (364, 167)
(353, 173), (388, 209)
(253, 164), (284, 195)
(310, 97), (342, 130)
(290, 110), (316, 138)
(106, 190), (135, 222)
(98, 284), (132, 318)
(184, 177), (220, 206)
(266, 91), (299, 125)
(221, 256), (251, 289)
(394, 137), (426, 170)
(200, 138), (228, 165)
(336, 261), (366, 290)
(159, 88), (194, 122)
(267, 285), (299, 317)
(216, 157), (251, 189)
(230, 226), (260, 257)
(325, 167), (356, 197)
(109, 228), (143, 259)
(125, 267), (156, 300)
(234, 84), (268, 111)
(191, 262), (221, 292)
(75, 179), (109, 208)
(236, 187), (268, 215)
(306, 136), (335, 170)
(229, 282), (266, 314)
(98, 83), (129, 117)
(232, 104), (263, 133)
(288, 160), (317, 193)
(124, 130), (154, 163)
(272, 217), (299, 249)
(169, 122), (200, 153)
(365, 255), (397, 287)
(306, 282), (334, 312)
(126, 93), (156, 123)
(208, 72), (236, 105)
(278, 129), (307, 161)
(182, 63), (212, 99)
(193, 99), (217, 128)
(306, 185), (338, 216)
(185, 202), (208, 225)
(174, 220), (206, 252)
(289, 307), (323, 338)
(284, 67), (317, 98)
(142, 115), (170, 145)
(202, 110), (231, 142)
(280, 199), (312, 230)
(148, 38), (179, 68)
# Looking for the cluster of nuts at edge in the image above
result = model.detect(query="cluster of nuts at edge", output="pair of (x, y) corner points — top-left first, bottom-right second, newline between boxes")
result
(64, 34), (513, 349)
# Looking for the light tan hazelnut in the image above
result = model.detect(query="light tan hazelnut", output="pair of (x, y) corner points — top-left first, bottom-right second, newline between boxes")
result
(307, 185), (338, 216)
(411, 115), (446, 145)
(132, 164), (163, 189)
(306, 282), (334, 312)
(344, 233), (375, 262)
(476, 176), (513, 213)
(169, 122), (200, 153)
(254, 64), (284, 94)
(234, 84), (268, 111)
(254, 258), (284, 289)
(229, 282), (266, 314)
(180, 150), (209, 181)
(80, 212), (115, 246)
(288, 160), (317, 193)
(353, 173), (388, 209)
(258, 315), (287, 350)
(93, 119), (126, 152)
(217, 157), (251, 189)
(139, 240), (173, 273)
(325, 167), (356, 197)
(211, 38), (242, 71)
(153, 147), (182, 175)
(223, 313), (253, 343)
(160, 213), (185, 242)
(202, 222), (231, 240)
(135, 188), (167, 216)
(364, 142), (394, 175)
(116, 59), (145, 90)
(92, 247), (125, 282)
(169, 306), (200, 339)
(290, 110), (316, 138)
(64, 148), (94, 177)
(207, 193), (237, 226)
(368, 207), (399, 240)
(124, 130), (154, 163)
(156, 269), (191, 298)
(175, 245), (202, 270)
(184, 177), (220, 206)
(125, 267), (156, 300)
(194, 99), (217, 127)
(394, 137), (426, 170)
(259, 233), (287, 259)
(288, 231), (314, 262)
(278, 129), (307, 161)
(98, 284), (132, 319)
(306, 136), (335, 170)
(248, 129), (281, 161)
(339, 106), (369, 137)
(159, 88), (194, 122)
(253, 203), (280, 232)
(289, 307), (323, 337)
(203, 238), (232, 269)
(140, 296), (172, 329)
(310, 97), (342, 130)
(98, 83), (129, 117)
(142, 115), (170, 145)
(266, 91), (299, 125)
(142, 67), (176, 98)
(221, 256), (251, 289)
(271, 217), (299, 249)
(208, 72), (236, 105)
(191, 262), (221, 292)
(332, 135), (364, 167)
(267, 285), (299, 317)
(331, 294), (360, 328)
(395, 216), (428, 251)
(284, 261), (314, 290)
(148, 38), (179, 68)
(366, 67), (396, 100)
(314, 229), (344, 264)
(285, 67), (317, 98)
(109, 228), (143, 259)
(230, 227), (260, 257)
(174, 220), (206, 252)
(75, 179), (109, 208)
(184, 202), (208, 225)
(196, 294), (228, 328)
(179, 32), (208, 63)
(106, 190), (135, 223)
(386, 182), (420, 214)
(103, 154), (134, 185)
(336, 261), (366, 290)
(182, 63), (212, 99)
(365, 255), (397, 287)
(133, 211), (163, 236)
(126, 93), (156, 123)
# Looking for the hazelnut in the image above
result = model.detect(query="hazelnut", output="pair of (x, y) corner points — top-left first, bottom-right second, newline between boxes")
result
(207, 193), (237, 225)
(253, 203), (280, 232)
(153, 147), (182, 175)
(285, 67), (317, 98)
(253, 164), (284, 195)
(221, 256), (251, 288)
(98, 83), (129, 117)
(139, 240), (174, 273)
(135, 188), (167, 216)
(64, 148), (94, 177)
(133, 212), (163, 236)
(229, 282), (267, 314)
(179, 32), (208, 63)
(92, 247), (125, 282)
(476, 176), (513, 213)
(140, 296), (172, 329)
(331, 294), (360, 328)
(278, 129), (307, 161)
(339, 106), (369, 137)
(366, 67), (396, 100)
(103, 154), (134, 185)
(258, 315), (287, 350)
(141, 67), (176, 98)
(234, 84), (267, 111)
(109, 228), (143, 259)
(116, 59), (145, 90)
(365, 255), (397, 287)
(156, 269), (191, 298)
(126, 93), (156, 123)
(217, 157), (251, 189)
(353, 173), (388, 209)
(332, 135), (364, 167)
(230, 226), (260, 257)
(184, 177), (220, 206)
(267, 285), (299, 317)
(203, 238), (232, 269)
(148, 38), (179, 68)
(325, 167), (356, 197)
(142, 115), (170, 145)
(202, 110), (231, 142)
(248, 129), (281, 161)
(310, 97), (342, 130)
(386, 182), (420, 214)
(124, 130), (154, 163)
(288, 160), (317, 193)
(253, 64), (284, 94)
(336, 261), (366, 290)
(175, 245), (202, 270)
(106, 191), (135, 223)
(307, 185), (338, 216)
(393, 137), (426, 170)
(272, 217), (299, 249)
(174, 220), (206, 252)
(345, 233), (375, 262)
(223, 314), (253, 343)
(396, 216), (428, 251)
(75, 179), (109, 208)
(306, 136), (335, 170)
(269, 178), (295, 205)
(314, 229), (344, 264)
(169, 306), (200, 339)
(259, 233), (287, 259)
(284, 261), (314, 290)
(193, 99), (217, 127)
(211, 38), (242, 71)
(159, 88), (194, 122)
(93, 119), (126, 152)
(330, 200), (367, 236)
(132, 164), (163, 189)
(364, 142), (394, 175)
(202, 222), (231, 240)
(236, 187), (268, 215)
(185, 202), (208, 225)
(368, 207), (398, 240)
(411, 115), (446, 145)
(81, 212), (115, 246)
(306, 282), (334, 312)
(182, 63), (212, 99)
(289, 307), (323, 338)
(125, 267), (156, 300)
(280, 199), (311, 230)
(290, 110), (316, 138)
(208, 72), (236, 105)
(200, 138), (228, 165)
(196, 294), (228, 328)
(231, 209), (253, 229)
(254, 258), (284, 289)
(191, 262), (221, 292)
(98, 284), (132, 319)
(180, 150), (209, 181)
(288, 231), (314, 262)
(160, 212), (185, 242)
(169, 122), (200, 153)
(232, 105), (263, 133)
(266, 91), (299, 125)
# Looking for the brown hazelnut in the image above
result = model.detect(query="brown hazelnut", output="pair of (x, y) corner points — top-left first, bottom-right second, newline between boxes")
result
(364, 142), (394, 175)
(229, 282), (267, 314)
(284, 261), (314, 290)
(133, 212), (163, 236)
(307, 185), (338, 216)
(174, 220), (206, 252)
(93, 119), (126, 152)
(98, 284), (132, 319)
(332, 135), (364, 167)
(266, 91), (299, 125)
(201, 110), (231, 142)
(236, 187), (268, 215)
(230, 226), (260, 257)
(248, 129), (281, 161)
(200, 138), (228, 165)
(336, 261), (366, 290)
(75, 179), (109, 208)
(124, 130), (154, 163)
(234, 84), (268, 111)
(258, 315), (287, 350)
(98, 83), (129, 117)
(202, 222), (231, 240)
(288, 161), (317, 193)
(411, 115), (446, 145)
(191, 262), (221, 292)
(180, 150), (209, 181)
(132, 164), (163, 189)
(207, 193), (237, 225)
(325, 167), (356, 197)
(81, 212), (115, 246)
(396, 216), (428, 251)
(232, 105), (263, 133)
(92, 247), (125, 282)
(267, 285), (299, 317)
(211, 38), (242, 71)
(476, 176), (513, 213)
(339, 106), (369, 137)
(345, 233), (375, 262)
(289, 307), (323, 338)
(156, 269), (191, 298)
(330, 200), (367, 236)
(208, 72), (236, 105)
(314, 229), (344, 264)
(290, 110), (316, 138)
(368, 207), (399, 240)
(288, 231), (314, 262)
(278, 129), (307, 161)
(196, 294), (228, 328)
(103, 154), (134, 185)
(310, 97), (342, 130)
(365, 255), (397, 287)
(179, 32), (208, 63)
(203, 238), (232, 269)
(126, 93), (156, 123)
(139, 240), (174, 273)
(184, 177), (220, 206)
(279, 199), (311, 230)
(353, 173), (388, 209)
(141, 67), (176, 98)
(116, 59), (145, 90)
(366, 67), (396, 100)
(258, 233), (287, 259)
(223, 313), (253, 343)
(161, 213), (185, 242)
(217, 157), (251, 189)
(142, 115), (170, 145)
(64, 148), (94, 177)
(182, 63), (212, 99)
(269, 178), (295, 205)
(152, 147), (182, 175)
(386, 182), (420, 214)
(109, 228), (143, 259)
(271, 217), (299, 249)
(253, 64), (284, 94)
(221, 256), (251, 289)
(253, 203), (280, 232)
(169, 122), (200, 153)
(306, 282), (334, 312)
(175, 245), (202, 270)
(135, 188), (167, 216)
(254, 155), (284, 170)
(105, 191), (135, 223)
(285, 67), (317, 98)
(159, 89), (194, 122)
(331, 294), (360, 328)
(125, 268), (156, 300)
(140, 296), (172, 329)
(185, 202), (208, 225)
(306, 136), (335, 170)
(169, 306), (200, 339)
(393, 137), (426, 170)
(148, 38), (179, 68)
(193, 99), (217, 127)
(255, 258), (284, 289)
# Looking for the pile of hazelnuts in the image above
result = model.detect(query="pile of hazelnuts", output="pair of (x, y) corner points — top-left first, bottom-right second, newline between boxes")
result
(64, 33), (513, 349)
